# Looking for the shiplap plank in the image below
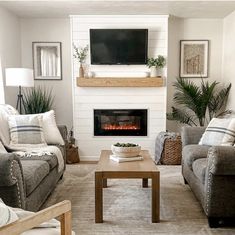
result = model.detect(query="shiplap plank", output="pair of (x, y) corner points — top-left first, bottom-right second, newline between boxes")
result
(75, 87), (166, 96)
(75, 110), (165, 119)
(73, 16), (168, 24)
(73, 23), (167, 29)
(74, 95), (165, 104)
(74, 103), (166, 111)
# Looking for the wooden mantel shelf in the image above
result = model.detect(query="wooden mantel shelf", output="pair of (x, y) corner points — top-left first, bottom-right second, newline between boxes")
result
(77, 77), (164, 87)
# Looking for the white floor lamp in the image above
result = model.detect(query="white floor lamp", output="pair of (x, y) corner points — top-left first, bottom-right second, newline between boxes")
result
(5, 68), (34, 114)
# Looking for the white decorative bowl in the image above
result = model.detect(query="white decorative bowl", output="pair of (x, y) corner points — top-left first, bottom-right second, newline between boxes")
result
(111, 144), (141, 158)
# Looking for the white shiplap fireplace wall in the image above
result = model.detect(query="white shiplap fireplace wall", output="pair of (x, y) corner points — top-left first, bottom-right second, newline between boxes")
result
(71, 15), (168, 160)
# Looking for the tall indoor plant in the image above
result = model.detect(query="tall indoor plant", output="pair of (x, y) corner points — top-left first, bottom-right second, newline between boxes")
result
(73, 44), (89, 78)
(167, 77), (232, 126)
(23, 86), (54, 114)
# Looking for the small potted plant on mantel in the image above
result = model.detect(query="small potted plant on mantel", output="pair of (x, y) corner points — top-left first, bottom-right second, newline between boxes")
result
(155, 55), (166, 77)
(147, 55), (166, 78)
(73, 44), (89, 78)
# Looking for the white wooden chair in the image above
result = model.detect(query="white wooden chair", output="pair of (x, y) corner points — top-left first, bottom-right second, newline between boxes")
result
(0, 200), (72, 235)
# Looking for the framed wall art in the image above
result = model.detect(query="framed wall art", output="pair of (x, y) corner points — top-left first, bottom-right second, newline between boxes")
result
(33, 42), (62, 80)
(180, 40), (209, 78)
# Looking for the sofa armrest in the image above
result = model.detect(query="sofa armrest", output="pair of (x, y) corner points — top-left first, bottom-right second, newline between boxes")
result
(0, 153), (26, 208)
(207, 146), (235, 175)
(0, 153), (23, 186)
(181, 126), (206, 147)
(57, 125), (68, 145)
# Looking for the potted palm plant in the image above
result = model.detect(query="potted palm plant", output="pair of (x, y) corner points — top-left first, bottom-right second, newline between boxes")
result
(167, 77), (232, 126)
(73, 44), (89, 78)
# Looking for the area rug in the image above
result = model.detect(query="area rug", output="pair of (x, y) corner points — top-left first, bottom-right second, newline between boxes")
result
(44, 164), (235, 235)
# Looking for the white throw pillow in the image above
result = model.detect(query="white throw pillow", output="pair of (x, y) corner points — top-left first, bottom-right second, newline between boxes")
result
(0, 104), (19, 145)
(0, 198), (18, 227)
(199, 118), (235, 146)
(8, 114), (46, 145)
(0, 141), (7, 153)
(41, 110), (64, 145)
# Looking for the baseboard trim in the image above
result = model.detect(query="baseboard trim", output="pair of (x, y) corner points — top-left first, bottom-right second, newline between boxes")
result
(80, 156), (100, 161)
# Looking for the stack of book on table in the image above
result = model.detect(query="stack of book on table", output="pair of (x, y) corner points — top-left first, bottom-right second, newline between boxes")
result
(110, 154), (143, 163)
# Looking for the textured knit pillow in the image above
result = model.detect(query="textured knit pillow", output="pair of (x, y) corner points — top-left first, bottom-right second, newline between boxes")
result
(41, 110), (64, 145)
(8, 114), (46, 145)
(199, 118), (235, 146)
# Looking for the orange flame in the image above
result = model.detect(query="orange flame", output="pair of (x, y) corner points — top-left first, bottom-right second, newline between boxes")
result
(102, 124), (140, 130)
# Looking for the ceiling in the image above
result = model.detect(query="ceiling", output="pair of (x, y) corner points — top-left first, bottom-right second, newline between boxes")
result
(0, 1), (235, 18)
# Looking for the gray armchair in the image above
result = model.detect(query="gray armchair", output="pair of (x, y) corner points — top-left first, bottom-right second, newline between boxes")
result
(181, 126), (235, 228)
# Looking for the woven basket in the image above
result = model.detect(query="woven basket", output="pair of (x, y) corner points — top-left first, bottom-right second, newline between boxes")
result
(161, 135), (182, 165)
(66, 144), (80, 164)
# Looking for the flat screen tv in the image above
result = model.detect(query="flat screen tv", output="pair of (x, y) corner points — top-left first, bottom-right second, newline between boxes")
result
(90, 29), (148, 65)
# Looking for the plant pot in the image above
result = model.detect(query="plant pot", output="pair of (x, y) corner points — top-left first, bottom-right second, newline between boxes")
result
(150, 67), (157, 77)
(79, 64), (84, 78)
(157, 68), (163, 78)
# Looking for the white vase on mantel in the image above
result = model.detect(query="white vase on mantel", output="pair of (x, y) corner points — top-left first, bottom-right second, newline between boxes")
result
(150, 67), (157, 77)
(157, 68), (163, 78)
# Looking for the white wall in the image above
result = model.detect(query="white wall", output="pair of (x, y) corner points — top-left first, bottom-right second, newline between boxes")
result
(0, 6), (21, 106)
(167, 18), (224, 131)
(20, 18), (73, 128)
(181, 19), (223, 82)
(167, 16), (183, 132)
(222, 10), (235, 111)
(71, 15), (168, 159)
(0, 58), (5, 104)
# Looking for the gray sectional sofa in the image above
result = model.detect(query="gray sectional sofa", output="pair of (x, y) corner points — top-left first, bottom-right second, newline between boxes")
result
(0, 125), (67, 212)
(181, 126), (235, 227)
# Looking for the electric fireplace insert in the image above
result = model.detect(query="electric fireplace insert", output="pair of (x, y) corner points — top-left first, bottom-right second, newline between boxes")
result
(94, 109), (147, 136)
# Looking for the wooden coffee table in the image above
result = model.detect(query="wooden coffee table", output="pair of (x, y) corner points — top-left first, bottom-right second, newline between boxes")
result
(95, 150), (160, 223)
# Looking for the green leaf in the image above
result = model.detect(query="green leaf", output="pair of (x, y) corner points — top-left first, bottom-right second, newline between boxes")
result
(23, 86), (54, 114)
(168, 78), (231, 127)
(167, 107), (197, 126)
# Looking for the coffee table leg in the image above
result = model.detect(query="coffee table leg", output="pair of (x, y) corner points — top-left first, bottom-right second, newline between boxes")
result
(152, 172), (160, 223)
(103, 178), (107, 188)
(142, 178), (148, 188)
(95, 172), (103, 223)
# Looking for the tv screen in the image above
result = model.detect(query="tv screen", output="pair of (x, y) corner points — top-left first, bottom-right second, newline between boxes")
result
(90, 29), (148, 65)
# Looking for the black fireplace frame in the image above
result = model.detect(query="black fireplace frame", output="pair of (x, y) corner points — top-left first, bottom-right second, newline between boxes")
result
(94, 109), (148, 136)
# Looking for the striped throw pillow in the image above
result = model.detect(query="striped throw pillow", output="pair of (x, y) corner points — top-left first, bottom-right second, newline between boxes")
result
(8, 114), (46, 145)
(199, 118), (235, 146)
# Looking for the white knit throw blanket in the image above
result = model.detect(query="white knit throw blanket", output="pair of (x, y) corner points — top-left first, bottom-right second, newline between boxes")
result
(12, 207), (60, 228)
(10, 145), (64, 173)
(0, 199), (18, 227)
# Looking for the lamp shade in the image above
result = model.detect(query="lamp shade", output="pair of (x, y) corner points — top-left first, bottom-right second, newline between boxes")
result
(5, 68), (34, 87)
